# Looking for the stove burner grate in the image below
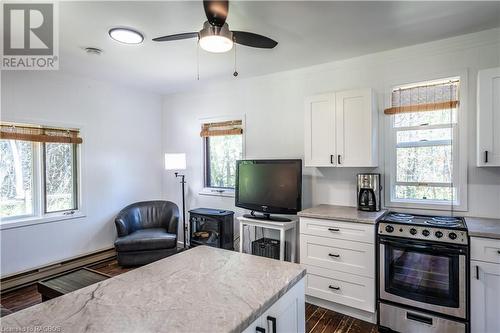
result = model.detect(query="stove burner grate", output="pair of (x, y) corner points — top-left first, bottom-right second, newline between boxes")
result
(424, 216), (461, 227)
(387, 213), (414, 221)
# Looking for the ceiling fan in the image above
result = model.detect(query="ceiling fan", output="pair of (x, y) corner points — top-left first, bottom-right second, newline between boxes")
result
(153, 0), (278, 53)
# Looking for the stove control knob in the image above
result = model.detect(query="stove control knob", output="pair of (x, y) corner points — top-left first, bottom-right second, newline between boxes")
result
(385, 225), (394, 233)
(449, 232), (457, 240)
(409, 228), (417, 235)
(435, 231), (443, 238)
(422, 229), (430, 237)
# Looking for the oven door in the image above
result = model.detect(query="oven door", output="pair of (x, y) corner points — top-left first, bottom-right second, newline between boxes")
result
(379, 237), (467, 319)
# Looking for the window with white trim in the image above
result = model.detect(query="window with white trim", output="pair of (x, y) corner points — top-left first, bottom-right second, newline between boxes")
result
(0, 123), (81, 222)
(385, 77), (466, 209)
(201, 120), (243, 194)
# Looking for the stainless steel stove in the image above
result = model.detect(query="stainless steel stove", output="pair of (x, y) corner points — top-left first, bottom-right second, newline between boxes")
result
(377, 212), (470, 333)
(378, 212), (468, 245)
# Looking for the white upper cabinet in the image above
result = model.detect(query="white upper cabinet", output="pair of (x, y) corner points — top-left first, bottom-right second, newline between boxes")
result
(304, 88), (378, 167)
(477, 67), (500, 167)
(304, 93), (336, 167)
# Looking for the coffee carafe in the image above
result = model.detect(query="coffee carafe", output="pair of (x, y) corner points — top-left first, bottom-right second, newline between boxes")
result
(357, 174), (381, 212)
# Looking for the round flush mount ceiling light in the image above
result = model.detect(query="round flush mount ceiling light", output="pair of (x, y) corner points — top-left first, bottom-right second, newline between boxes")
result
(198, 21), (233, 53)
(108, 28), (144, 44)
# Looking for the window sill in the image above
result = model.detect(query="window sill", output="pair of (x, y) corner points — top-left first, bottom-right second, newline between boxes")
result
(0, 211), (86, 230)
(386, 200), (467, 212)
(198, 188), (235, 198)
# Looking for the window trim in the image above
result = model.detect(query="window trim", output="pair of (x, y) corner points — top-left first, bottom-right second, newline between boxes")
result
(384, 71), (468, 211)
(199, 115), (246, 197)
(0, 119), (85, 229)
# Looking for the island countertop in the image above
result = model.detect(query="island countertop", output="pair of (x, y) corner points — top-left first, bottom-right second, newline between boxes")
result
(1, 246), (306, 333)
(298, 204), (387, 224)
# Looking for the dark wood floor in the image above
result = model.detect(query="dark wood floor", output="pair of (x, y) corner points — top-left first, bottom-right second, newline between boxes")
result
(1, 260), (377, 333)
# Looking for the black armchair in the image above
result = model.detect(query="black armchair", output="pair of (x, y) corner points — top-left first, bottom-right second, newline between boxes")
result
(114, 201), (179, 266)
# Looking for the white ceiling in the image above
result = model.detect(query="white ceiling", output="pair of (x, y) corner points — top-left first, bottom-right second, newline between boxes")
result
(58, 1), (500, 94)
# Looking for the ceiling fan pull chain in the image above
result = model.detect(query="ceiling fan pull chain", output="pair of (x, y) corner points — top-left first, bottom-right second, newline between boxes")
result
(233, 43), (238, 77)
(197, 40), (200, 81)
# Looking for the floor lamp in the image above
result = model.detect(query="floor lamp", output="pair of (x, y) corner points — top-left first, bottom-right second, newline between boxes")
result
(165, 153), (187, 249)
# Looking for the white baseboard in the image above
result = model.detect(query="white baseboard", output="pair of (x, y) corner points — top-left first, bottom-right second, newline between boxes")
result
(306, 295), (377, 324)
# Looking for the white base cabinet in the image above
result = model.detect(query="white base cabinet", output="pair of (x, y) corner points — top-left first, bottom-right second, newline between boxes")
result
(242, 278), (305, 333)
(299, 217), (376, 315)
(304, 88), (378, 168)
(470, 237), (500, 333)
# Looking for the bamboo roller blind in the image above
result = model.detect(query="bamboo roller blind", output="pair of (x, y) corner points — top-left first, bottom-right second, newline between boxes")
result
(200, 120), (243, 137)
(384, 80), (459, 115)
(0, 123), (83, 144)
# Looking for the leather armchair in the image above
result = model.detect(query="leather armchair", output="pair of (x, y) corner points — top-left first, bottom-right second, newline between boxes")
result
(114, 201), (179, 266)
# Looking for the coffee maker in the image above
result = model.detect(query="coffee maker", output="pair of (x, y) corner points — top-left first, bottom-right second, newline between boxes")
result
(357, 173), (381, 212)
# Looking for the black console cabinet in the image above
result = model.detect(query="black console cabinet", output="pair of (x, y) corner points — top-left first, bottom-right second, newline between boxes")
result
(189, 208), (234, 250)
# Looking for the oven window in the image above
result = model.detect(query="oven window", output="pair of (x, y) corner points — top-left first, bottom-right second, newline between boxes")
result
(385, 245), (459, 308)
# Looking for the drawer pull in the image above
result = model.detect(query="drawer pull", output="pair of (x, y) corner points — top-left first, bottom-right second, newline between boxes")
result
(328, 285), (340, 290)
(406, 312), (433, 326)
(328, 228), (340, 232)
(497, 250), (500, 255)
(328, 253), (340, 258)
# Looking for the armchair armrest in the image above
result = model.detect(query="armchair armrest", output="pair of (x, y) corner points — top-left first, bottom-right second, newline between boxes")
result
(115, 217), (129, 237)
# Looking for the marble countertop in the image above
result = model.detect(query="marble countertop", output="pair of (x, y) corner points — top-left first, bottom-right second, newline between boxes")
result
(1, 246), (306, 333)
(466, 217), (500, 240)
(298, 204), (387, 224)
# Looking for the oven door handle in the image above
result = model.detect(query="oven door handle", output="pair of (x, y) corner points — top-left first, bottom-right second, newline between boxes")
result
(379, 238), (466, 255)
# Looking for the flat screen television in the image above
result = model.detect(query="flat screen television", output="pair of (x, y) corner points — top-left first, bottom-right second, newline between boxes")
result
(235, 159), (302, 222)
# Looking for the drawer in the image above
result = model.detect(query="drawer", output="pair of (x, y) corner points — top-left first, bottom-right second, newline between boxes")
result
(471, 237), (500, 264)
(300, 217), (374, 244)
(300, 234), (374, 277)
(304, 264), (375, 313)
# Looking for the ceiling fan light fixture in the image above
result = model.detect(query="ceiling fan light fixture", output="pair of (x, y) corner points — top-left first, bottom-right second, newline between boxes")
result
(198, 21), (233, 53)
(109, 28), (144, 44)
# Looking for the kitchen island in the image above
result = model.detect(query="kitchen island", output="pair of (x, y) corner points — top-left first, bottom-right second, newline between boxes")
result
(1, 246), (306, 333)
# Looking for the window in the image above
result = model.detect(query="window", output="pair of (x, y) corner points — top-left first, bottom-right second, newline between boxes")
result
(44, 143), (77, 213)
(385, 77), (467, 210)
(0, 123), (82, 223)
(201, 120), (244, 193)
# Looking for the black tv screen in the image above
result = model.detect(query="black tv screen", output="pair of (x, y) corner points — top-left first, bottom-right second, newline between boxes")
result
(235, 159), (302, 215)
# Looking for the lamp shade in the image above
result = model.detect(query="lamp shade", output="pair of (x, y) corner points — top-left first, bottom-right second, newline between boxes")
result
(165, 153), (186, 170)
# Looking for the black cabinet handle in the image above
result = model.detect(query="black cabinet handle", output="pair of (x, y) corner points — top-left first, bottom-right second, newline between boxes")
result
(406, 312), (433, 326)
(485, 151), (489, 163)
(328, 285), (340, 290)
(497, 250), (500, 255)
(328, 253), (340, 258)
(266, 316), (276, 333)
(330, 155), (334, 164)
(338, 155), (341, 164)
(476, 265), (479, 280)
(256, 327), (266, 333)
(328, 228), (340, 232)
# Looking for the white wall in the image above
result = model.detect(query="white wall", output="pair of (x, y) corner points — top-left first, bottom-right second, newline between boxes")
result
(0, 71), (163, 276)
(162, 28), (500, 243)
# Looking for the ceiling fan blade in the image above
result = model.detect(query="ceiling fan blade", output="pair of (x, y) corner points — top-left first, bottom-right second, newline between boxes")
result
(203, 0), (228, 27)
(152, 32), (198, 42)
(232, 31), (278, 49)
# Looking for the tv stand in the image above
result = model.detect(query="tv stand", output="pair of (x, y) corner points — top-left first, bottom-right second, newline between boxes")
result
(237, 215), (297, 262)
(243, 211), (292, 222)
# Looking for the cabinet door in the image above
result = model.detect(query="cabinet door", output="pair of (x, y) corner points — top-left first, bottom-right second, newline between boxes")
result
(471, 260), (500, 333)
(262, 278), (305, 333)
(477, 67), (500, 166)
(304, 93), (336, 167)
(335, 88), (378, 167)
